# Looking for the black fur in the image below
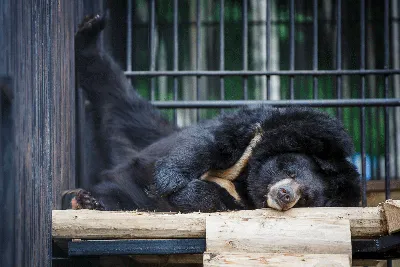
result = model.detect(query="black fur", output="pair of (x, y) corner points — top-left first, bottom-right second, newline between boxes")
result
(74, 14), (360, 212)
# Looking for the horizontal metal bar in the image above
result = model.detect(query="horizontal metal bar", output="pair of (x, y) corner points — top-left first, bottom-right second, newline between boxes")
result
(152, 99), (400, 108)
(129, 19), (398, 28)
(66, 239), (400, 259)
(68, 239), (206, 256)
(125, 69), (400, 77)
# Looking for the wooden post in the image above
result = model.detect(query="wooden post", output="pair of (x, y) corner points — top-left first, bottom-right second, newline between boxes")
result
(205, 215), (352, 266)
(0, 0), (76, 266)
(205, 216), (352, 255)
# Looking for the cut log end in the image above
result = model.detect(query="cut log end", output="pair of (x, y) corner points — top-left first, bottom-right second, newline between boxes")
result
(382, 199), (400, 234)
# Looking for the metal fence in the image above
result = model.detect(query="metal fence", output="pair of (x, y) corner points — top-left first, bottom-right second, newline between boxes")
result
(100, 0), (400, 210)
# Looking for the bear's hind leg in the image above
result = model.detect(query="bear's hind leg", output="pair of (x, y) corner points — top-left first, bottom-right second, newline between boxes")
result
(75, 14), (176, 168)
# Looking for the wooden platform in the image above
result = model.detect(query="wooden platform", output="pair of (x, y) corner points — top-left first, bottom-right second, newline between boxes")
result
(52, 201), (400, 266)
(52, 206), (388, 239)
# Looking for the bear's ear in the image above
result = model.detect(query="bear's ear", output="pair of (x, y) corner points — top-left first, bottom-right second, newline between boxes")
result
(312, 156), (342, 174)
(312, 155), (360, 179)
(312, 155), (361, 207)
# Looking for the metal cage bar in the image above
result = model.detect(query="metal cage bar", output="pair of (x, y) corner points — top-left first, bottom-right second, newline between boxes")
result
(266, 0), (271, 99)
(384, 0), (391, 200)
(151, 98), (400, 109)
(289, 0), (295, 99)
(219, 0), (225, 102)
(336, 0), (342, 118)
(313, 0), (318, 99)
(173, 0), (179, 123)
(125, 69), (400, 76)
(360, 0), (367, 207)
(196, 0), (201, 121)
(242, 0), (248, 100)
(126, 0), (133, 72)
(149, 0), (156, 101)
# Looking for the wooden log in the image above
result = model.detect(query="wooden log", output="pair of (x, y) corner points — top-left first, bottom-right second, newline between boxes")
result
(206, 216), (352, 255)
(203, 253), (351, 267)
(383, 199), (400, 234)
(52, 207), (387, 239)
(53, 210), (206, 239)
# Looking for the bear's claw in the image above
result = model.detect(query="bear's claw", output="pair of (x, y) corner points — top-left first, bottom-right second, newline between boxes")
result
(62, 188), (105, 211)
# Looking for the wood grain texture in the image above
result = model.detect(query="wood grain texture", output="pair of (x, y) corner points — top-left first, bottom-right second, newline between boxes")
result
(53, 209), (206, 239)
(383, 200), (400, 234)
(206, 216), (352, 255)
(203, 253), (351, 267)
(52, 207), (386, 239)
(0, 0), (77, 266)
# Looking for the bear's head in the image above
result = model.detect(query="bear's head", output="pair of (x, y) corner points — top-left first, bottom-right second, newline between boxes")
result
(246, 153), (360, 210)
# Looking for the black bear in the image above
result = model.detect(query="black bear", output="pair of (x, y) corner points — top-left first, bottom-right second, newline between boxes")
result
(70, 14), (361, 213)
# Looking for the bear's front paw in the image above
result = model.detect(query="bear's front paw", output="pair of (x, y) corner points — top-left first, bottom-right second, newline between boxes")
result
(168, 180), (227, 212)
(62, 189), (105, 211)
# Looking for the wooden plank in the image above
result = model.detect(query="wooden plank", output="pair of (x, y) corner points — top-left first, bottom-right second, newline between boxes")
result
(206, 216), (352, 255)
(53, 210), (206, 239)
(203, 253), (351, 267)
(52, 207), (387, 239)
(0, 0), (77, 266)
(49, 0), (78, 210)
(383, 200), (400, 234)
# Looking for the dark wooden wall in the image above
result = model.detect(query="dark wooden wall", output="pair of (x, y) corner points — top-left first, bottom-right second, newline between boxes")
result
(0, 0), (81, 266)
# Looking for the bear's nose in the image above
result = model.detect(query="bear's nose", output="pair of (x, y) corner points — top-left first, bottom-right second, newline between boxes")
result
(277, 186), (293, 204)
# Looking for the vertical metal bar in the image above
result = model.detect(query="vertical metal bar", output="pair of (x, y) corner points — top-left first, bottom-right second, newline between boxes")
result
(196, 0), (201, 121)
(384, 0), (390, 200)
(312, 0), (318, 99)
(375, 107), (381, 180)
(126, 0), (133, 72)
(243, 0), (248, 100)
(336, 0), (342, 118)
(149, 0), (156, 101)
(220, 0), (225, 101)
(392, 107), (399, 180)
(360, 0), (367, 207)
(266, 0), (271, 99)
(289, 0), (295, 99)
(392, 0), (400, 180)
(173, 0), (179, 124)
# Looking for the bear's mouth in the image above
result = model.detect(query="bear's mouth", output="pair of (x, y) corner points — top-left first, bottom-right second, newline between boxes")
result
(265, 178), (301, 211)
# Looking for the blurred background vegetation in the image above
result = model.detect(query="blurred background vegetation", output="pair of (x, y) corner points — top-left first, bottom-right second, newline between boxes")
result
(104, 0), (400, 180)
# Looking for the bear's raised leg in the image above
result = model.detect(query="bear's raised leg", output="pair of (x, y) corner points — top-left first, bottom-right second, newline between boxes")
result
(75, 14), (176, 168)
(70, 14), (177, 211)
